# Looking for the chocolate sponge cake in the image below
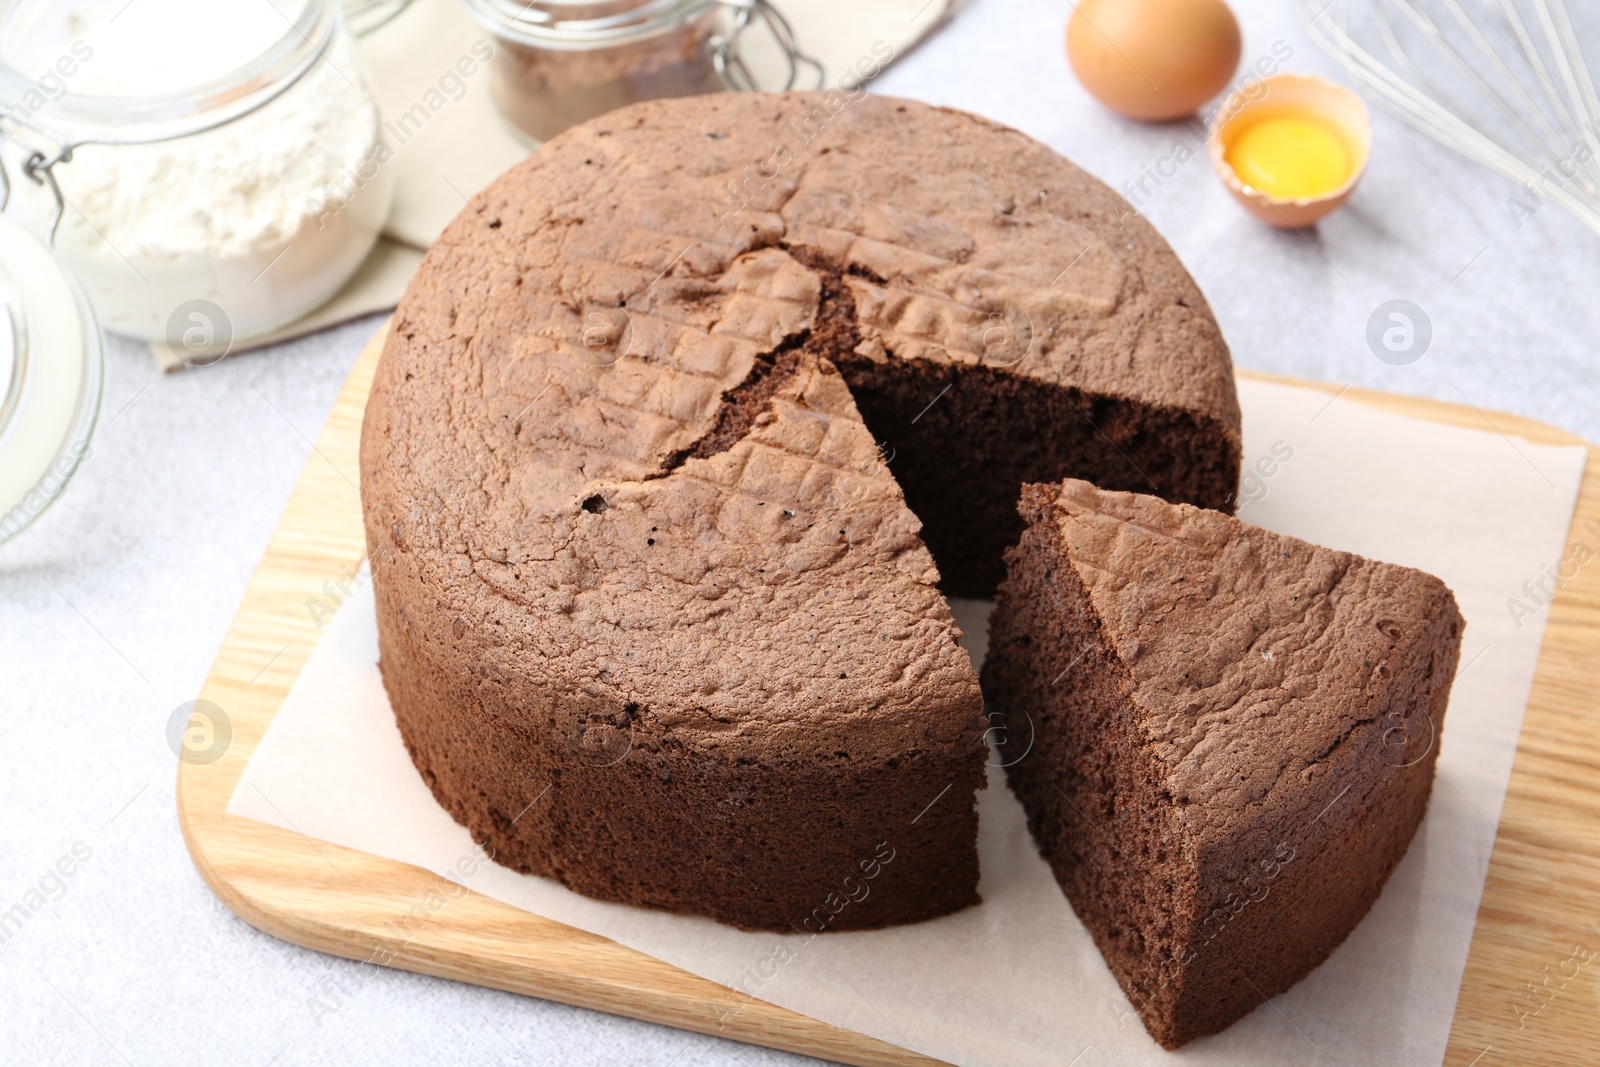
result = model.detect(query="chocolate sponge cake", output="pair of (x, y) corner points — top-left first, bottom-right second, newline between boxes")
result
(983, 479), (1465, 1046)
(360, 92), (1241, 930)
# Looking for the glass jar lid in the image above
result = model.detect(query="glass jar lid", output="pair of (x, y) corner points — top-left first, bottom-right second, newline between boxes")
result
(0, 210), (103, 546)
(0, 0), (336, 146)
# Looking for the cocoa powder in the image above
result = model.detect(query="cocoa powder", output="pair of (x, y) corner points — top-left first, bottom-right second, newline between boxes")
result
(487, 10), (721, 142)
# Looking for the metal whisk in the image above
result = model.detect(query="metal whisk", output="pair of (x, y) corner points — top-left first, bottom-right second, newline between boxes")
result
(1303, 0), (1600, 235)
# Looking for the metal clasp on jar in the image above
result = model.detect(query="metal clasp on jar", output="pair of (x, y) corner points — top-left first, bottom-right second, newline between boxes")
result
(0, 121), (74, 245)
(708, 0), (823, 92)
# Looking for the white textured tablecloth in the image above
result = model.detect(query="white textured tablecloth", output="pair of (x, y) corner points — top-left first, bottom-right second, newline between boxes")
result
(3, 0), (1598, 1064)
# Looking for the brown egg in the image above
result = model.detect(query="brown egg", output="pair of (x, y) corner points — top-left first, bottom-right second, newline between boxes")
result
(1067, 0), (1242, 121)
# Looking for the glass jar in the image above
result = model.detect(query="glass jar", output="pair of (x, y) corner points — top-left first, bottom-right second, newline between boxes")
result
(0, 0), (396, 347)
(0, 210), (102, 545)
(463, 0), (820, 144)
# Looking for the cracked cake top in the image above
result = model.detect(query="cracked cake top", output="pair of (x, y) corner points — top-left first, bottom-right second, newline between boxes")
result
(361, 92), (1239, 764)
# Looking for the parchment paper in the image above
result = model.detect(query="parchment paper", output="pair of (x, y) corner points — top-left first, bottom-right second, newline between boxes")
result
(229, 378), (1588, 1066)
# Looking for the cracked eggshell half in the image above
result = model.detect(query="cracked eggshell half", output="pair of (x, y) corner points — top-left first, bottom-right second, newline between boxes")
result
(1210, 73), (1371, 229)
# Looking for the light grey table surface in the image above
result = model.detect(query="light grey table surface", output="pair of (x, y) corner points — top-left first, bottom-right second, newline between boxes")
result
(3, 0), (1596, 1064)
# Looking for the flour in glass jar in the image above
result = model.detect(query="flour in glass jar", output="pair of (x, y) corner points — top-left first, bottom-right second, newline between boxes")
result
(13, 0), (392, 342)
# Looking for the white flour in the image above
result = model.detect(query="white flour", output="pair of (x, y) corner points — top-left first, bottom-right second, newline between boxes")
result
(29, 0), (391, 342)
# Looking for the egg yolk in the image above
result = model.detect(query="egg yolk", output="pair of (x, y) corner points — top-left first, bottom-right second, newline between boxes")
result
(1225, 115), (1350, 200)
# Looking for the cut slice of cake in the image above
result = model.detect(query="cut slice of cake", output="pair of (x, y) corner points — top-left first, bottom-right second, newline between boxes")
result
(982, 478), (1465, 1047)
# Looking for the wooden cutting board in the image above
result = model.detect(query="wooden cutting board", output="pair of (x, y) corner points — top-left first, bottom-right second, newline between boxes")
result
(178, 321), (1600, 1067)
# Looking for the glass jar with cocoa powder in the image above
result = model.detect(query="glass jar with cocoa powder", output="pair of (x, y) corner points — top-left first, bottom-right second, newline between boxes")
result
(463, 0), (819, 143)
